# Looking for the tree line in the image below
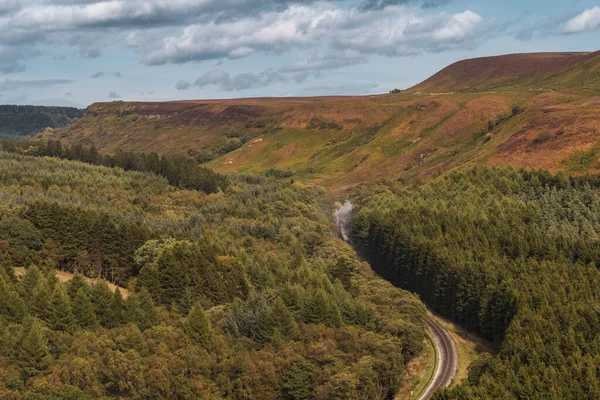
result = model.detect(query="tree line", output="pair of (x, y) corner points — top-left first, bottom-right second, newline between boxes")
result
(0, 106), (84, 139)
(1, 139), (227, 194)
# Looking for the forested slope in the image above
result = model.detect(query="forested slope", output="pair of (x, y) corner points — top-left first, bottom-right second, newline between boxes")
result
(0, 106), (84, 139)
(0, 151), (425, 399)
(352, 167), (600, 399)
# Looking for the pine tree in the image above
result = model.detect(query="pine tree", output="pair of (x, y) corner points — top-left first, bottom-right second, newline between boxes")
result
(72, 288), (97, 329)
(269, 297), (297, 340)
(90, 281), (112, 327)
(0, 317), (7, 353)
(126, 287), (159, 331)
(66, 274), (88, 299)
(282, 359), (318, 400)
(155, 245), (190, 308)
(301, 290), (330, 326)
(45, 271), (60, 293)
(1, 261), (16, 283)
(327, 300), (343, 329)
(106, 288), (127, 328)
(88, 145), (100, 165)
(18, 317), (52, 379)
(183, 304), (213, 349)
(48, 285), (75, 332)
(19, 265), (43, 301)
(30, 278), (52, 320)
(0, 275), (25, 323)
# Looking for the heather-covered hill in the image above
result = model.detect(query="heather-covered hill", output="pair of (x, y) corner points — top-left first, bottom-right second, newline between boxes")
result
(50, 52), (600, 191)
(409, 51), (600, 93)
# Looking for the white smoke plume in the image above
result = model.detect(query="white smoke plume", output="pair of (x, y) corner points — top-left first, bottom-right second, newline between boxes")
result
(335, 201), (353, 242)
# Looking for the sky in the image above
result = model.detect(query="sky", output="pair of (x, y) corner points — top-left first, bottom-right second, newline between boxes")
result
(0, 0), (599, 108)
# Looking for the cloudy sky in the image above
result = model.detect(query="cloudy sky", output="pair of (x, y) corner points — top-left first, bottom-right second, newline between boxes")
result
(0, 0), (599, 107)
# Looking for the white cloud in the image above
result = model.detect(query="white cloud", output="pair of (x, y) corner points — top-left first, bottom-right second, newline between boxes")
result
(564, 6), (600, 33)
(431, 11), (482, 41)
(0, 0), (332, 69)
(145, 5), (332, 65)
(0, 0), (486, 78)
(146, 5), (486, 66)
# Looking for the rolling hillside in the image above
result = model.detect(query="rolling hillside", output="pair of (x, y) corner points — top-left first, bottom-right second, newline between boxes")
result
(51, 51), (600, 191)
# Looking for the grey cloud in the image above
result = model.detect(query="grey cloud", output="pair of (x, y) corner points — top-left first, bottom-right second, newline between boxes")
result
(0, 79), (75, 92)
(359, 0), (451, 11)
(175, 80), (192, 90)
(0, 45), (33, 73)
(0, 0), (330, 35)
(81, 48), (102, 59)
(294, 72), (312, 83)
(51, 0), (105, 4)
(194, 71), (229, 88)
(514, 15), (566, 40)
(109, 92), (122, 98)
(281, 52), (367, 73)
(193, 69), (292, 91)
(0, 0), (20, 16)
(92, 71), (122, 79)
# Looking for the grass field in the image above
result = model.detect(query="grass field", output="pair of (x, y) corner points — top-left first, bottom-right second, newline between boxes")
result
(13, 267), (129, 298)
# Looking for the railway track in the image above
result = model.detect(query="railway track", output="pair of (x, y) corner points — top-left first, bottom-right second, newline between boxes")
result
(419, 318), (458, 400)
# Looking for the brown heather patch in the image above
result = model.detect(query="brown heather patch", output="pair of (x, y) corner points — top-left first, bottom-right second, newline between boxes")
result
(411, 51), (600, 93)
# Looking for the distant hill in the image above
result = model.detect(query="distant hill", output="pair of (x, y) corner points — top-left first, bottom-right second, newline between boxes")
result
(52, 51), (600, 191)
(410, 51), (600, 93)
(0, 105), (85, 138)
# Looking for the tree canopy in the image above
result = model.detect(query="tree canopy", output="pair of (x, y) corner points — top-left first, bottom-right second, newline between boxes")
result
(353, 166), (600, 399)
(0, 149), (425, 399)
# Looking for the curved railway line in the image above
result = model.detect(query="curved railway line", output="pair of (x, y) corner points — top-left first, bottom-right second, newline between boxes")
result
(419, 318), (459, 400)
